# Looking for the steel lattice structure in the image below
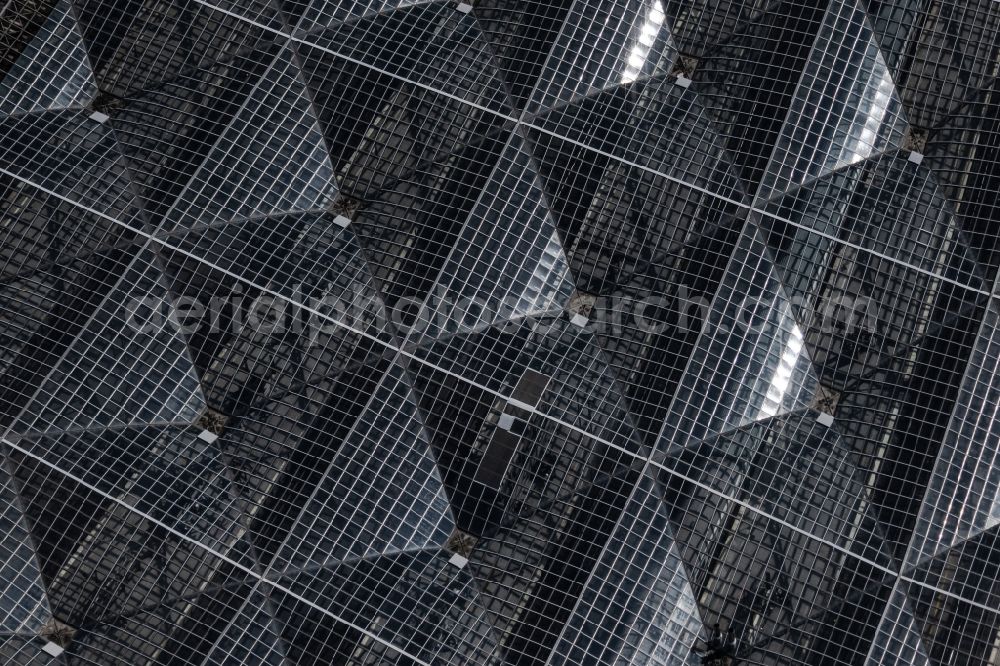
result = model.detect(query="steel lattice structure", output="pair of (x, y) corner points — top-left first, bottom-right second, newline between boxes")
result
(0, 0), (999, 664)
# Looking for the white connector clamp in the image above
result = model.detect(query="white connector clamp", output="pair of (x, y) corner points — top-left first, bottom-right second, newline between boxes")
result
(497, 413), (515, 431)
(42, 643), (65, 657)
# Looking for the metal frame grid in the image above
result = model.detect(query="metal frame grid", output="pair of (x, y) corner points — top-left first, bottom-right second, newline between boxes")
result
(0, 1), (999, 665)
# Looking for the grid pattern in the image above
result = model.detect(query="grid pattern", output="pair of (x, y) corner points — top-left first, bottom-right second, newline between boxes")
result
(0, 1), (999, 665)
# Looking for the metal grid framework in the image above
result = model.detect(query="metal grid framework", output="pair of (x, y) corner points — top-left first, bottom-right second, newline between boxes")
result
(0, 0), (998, 665)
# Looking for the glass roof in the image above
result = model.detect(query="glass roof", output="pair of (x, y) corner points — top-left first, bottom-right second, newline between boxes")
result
(1, 0), (1000, 664)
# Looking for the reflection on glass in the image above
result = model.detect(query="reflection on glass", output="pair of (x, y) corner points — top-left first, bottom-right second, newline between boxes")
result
(622, 1), (665, 84)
